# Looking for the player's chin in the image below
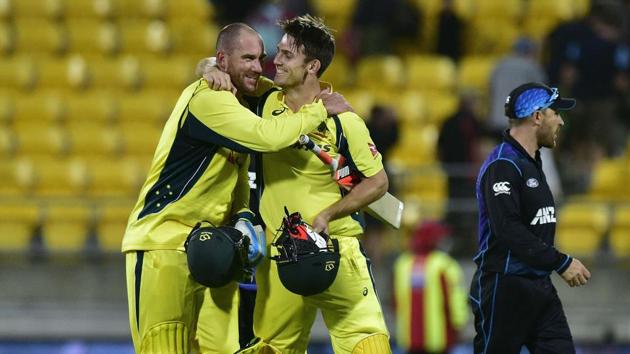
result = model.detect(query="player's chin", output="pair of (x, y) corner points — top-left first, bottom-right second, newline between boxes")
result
(241, 78), (258, 93)
(273, 74), (286, 86)
(542, 138), (556, 149)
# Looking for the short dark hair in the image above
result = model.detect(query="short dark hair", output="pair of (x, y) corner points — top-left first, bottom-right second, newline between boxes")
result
(278, 15), (335, 77)
(216, 23), (257, 53)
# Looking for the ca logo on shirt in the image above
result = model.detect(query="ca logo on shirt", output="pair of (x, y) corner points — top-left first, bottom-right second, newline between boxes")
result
(530, 207), (556, 225)
(493, 181), (511, 196)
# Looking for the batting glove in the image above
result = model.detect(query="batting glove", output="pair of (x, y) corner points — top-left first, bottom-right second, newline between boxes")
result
(234, 218), (266, 267)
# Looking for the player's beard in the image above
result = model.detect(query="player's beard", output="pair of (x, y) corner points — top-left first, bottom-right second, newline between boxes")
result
(539, 125), (559, 149)
(235, 72), (259, 95)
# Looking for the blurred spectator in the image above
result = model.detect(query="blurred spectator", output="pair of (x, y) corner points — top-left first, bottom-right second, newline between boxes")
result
(546, 0), (629, 163)
(282, 0), (311, 16)
(393, 221), (468, 354)
(546, 1), (627, 99)
(363, 104), (400, 266)
(367, 104), (400, 171)
(210, 0), (259, 25)
(349, 0), (421, 57)
(246, 0), (313, 76)
(247, 3), (285, 76)
(488, 37), (546, 136)
(437, 90), (484, 255)
(487, 37), (564, 200)
(435, 0), (464, 62)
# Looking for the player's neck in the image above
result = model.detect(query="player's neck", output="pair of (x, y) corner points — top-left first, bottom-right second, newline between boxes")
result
(509, 127), (538, 158)
(235, 91), (246, 106)
(284, 78), (321, 113)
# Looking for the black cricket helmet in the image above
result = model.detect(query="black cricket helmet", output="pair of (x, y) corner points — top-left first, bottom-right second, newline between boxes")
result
(185, 222), (250, 288)
(271, 208), (340, 296)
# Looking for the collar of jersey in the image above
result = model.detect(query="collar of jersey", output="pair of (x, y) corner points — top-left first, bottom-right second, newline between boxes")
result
(277, 81), (333, 108)
(502, 129), (542, 166)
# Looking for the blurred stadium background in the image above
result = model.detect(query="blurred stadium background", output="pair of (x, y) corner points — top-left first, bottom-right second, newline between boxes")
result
(0, 0), (629, 353)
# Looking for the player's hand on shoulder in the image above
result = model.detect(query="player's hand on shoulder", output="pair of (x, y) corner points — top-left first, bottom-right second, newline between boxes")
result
(560, 258), (591, 287)
(195, 57), (215, 77)
(234, 219), (266, 266)
(197, 57), (236, 94)
(317, 89), (354, 116)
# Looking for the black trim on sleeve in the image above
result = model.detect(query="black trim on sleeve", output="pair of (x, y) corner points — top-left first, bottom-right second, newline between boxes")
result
(555, 255), (572, 274)
(134, 251), (144, 331)
(331, 114), (365, 227)
(256, 88), (281, 117)
(182, 111), (256, 153)
(331, 115), (364, 178)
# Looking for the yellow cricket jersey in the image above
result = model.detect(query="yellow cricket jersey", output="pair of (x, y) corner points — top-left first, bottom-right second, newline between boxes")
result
(259, 89), (384, 238)
(122, 79), (328, 252)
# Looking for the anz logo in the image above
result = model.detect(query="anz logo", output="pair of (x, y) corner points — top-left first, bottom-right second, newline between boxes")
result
(530, 207), (556, 225)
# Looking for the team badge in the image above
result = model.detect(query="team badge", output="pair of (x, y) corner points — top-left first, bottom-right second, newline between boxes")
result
(368, 143), (379, 157)
(199, 231), (213, 241)
(526, 178), (539, 188)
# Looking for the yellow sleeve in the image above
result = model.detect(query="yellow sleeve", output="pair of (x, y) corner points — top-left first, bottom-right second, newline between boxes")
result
(338, 112), (384, 177)
(231, 154), (252, 219)
(187, 81), (327, 152)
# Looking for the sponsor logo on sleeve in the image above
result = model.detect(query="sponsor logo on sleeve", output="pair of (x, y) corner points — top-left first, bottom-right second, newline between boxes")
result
(493, 181), (511, 196)
(368, 142), (379, 157)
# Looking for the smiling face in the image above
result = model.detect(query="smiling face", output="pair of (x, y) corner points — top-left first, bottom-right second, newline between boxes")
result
(219, 31), (265, 94)
(273, 34), (315, 88)
(537, 108), (565, 148)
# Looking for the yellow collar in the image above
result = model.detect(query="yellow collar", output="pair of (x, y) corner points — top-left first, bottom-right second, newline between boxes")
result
(277, 81), (334, 107)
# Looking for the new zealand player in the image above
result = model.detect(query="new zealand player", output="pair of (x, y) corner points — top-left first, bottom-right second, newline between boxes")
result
(122, 23), (351, 354)
(470, 82), (591, 353)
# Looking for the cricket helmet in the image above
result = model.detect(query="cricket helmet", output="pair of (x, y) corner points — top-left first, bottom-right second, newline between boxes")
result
(271, 208), (340, 296)
(185, 223), (250, 288)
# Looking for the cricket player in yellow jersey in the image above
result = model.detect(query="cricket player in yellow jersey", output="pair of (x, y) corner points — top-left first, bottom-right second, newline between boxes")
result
(245, 15), (392, 354)
(122, 23), (352, 354)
